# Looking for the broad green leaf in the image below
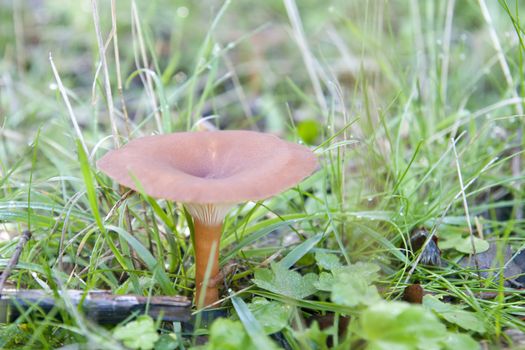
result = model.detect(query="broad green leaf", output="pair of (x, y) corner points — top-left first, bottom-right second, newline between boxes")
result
(313, 272), (334, 291)
(253, 262), (318, 299)
(281, 232), (324, 269)
(154, 334), (178, 350)
(231, 296), (280, 350)
(442, 333), (479, 350)
(423, 295), (486, 333)
(331, 272), (381, 307)
(438, 234), (463, 250)
(456, 237), (490, 255)
(315, 252), (342, 271)
(247, 297), (292, 334)
(439, 234), (489, 255)
(113, 316), (159, 350)
(361, 302), (447, 350)
(333, 262), (380, 281)
(205, 319), (256, 350)
(294, 321), (328, 350)
(314, 262), (381, 306)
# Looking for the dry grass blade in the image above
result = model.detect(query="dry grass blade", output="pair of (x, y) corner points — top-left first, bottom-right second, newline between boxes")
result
(222, 53), (255, 128)
(131, 0), (162, 132)
(451, 137), (481, 276)
(49, 53), (89, 155)
(283, 0), (327, 113)
(12, 1), (25, 73)
(409, 0), (428, 102)
(478, 0), (523, 219)
(111, 0), (131, 138)
(440, 0), (455, 103)
(91, 0), (120, 149)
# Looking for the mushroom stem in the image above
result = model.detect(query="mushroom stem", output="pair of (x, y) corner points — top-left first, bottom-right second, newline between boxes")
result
(193, 218), (222, 307)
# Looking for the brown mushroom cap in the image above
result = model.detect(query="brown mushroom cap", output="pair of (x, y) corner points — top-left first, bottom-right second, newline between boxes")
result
(97, 130), (317, 204)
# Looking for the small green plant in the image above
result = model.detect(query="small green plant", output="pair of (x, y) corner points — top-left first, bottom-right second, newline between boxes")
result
(113, 316), (159, 350)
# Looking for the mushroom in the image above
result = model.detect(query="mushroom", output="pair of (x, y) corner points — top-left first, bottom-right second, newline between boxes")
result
(97, 130), (317, 307)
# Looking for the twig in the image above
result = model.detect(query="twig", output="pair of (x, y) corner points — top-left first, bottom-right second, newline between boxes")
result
(0, 230), (32, 296)
(0, 289), (191, 324)
(103, 189), (134, 222)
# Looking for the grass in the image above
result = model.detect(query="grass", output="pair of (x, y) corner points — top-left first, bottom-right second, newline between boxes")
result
(0, 0), (524, 349)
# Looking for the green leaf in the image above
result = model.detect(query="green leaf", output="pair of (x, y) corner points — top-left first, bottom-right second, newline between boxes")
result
(280, 232), (324, 269)
(154, 334), (178, 350)
(253, 262), (318, 299)
(438, 234), (463, 251)
(442, 333), (479, 350)
(334, 262), (380, 281)
(331, 272), (381, 307)
(313, 272), (334, 291)
(294, 321), (329, 350)
(455, 237), (490, 254)
(439, 234), (489, 255)
(113, 316), (159, 350)
(247, 297), (292, 334)
(315, 252), (342, 271)
(314, 262), (382, 306)
(361, 302), (448, 350)
(205, 319), (257, 350)
(231, 296), (280, 350)
(423, 295), (486, 333)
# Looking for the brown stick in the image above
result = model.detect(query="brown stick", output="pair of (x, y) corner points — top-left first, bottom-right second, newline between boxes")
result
(193, 220), (222, 307)
(0, 289), (191, 324)
(0, 230), (31, 296)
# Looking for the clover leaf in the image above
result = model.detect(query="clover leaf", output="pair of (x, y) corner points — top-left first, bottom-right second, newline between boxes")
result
(113, 316), (159, 350)
(253, 262), (317, 299)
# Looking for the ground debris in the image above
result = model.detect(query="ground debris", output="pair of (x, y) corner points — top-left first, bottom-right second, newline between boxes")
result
(459, 241), (524, 287)
(503, 328), (525, 349)
(402, 283), (424, 304)
(408, 228), (442, 266)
